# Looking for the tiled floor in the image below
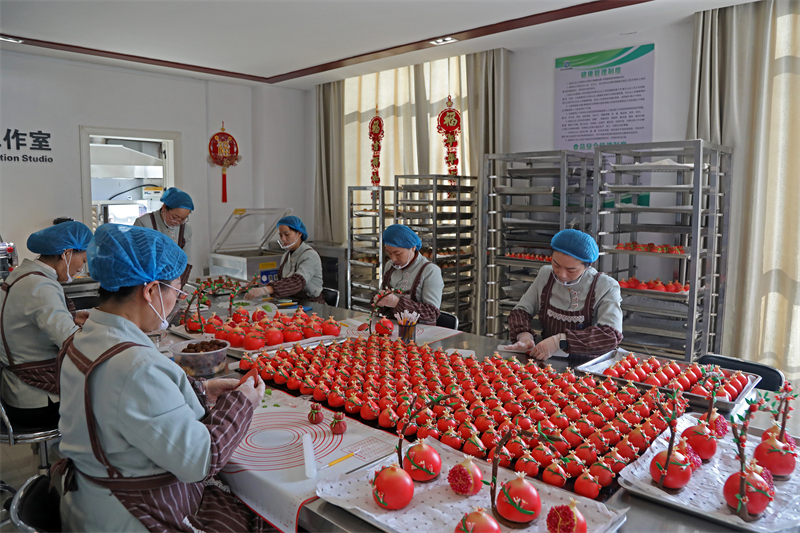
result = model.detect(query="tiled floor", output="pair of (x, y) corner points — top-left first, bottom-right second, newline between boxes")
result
(1, 441), (57, 531)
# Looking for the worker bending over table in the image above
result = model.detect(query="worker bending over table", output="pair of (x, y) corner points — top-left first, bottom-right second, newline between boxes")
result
(505, 229), (623, 360)
(244, 215), (324, 303)
(373, 224), (444, 325)
(0, 221), (92, 426)
(57, 224), (266, 532)
(134, 187), (194, 287)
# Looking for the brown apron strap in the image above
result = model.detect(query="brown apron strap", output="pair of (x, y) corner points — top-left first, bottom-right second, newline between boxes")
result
(582, 273), (602, 324)
(148, 212), (158, 231)
(277, 252), (290, 281)
(1, 271), (48, 366)
(64, 337), (146, 479)
(410, 261), (433, 302)
(539, 269), (557, 313)
(178, 223), (186, 249)
(381, 265), (395, 290)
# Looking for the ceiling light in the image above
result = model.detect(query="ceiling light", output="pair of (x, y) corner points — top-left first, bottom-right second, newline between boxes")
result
(0, 36), (24, 44)
(430, 37), (458, 46)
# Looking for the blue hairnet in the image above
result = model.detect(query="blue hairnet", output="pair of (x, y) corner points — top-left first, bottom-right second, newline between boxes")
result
(551, 229), (599, 263)
(88, 224), (188, 291)
(27, 221), (93, 255)
(160, 187), (194, 211)
(383, 224), (421, 250)
(277, 216), (308, 241)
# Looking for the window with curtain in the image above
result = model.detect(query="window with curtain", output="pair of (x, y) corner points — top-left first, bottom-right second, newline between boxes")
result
(343, 56), (471, 190)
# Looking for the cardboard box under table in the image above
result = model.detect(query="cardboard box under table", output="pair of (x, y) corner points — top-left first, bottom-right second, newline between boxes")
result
(218, 390), (397, 533)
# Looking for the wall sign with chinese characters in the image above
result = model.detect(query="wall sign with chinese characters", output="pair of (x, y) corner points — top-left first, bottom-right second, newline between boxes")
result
(0, 128), (54, 163)
(554, 44), (655, 150)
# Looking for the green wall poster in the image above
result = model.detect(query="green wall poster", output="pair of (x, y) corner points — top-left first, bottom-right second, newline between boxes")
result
(554, 44), (655, 151)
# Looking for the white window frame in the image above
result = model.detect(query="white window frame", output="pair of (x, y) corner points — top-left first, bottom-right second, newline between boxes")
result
(78, 125), (182, 225)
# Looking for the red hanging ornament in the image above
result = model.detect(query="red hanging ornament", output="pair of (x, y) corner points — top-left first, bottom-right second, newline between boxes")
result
(208, 122), (242, 203)
(369, 110), (385, 187)
(437, 95), (461, 192)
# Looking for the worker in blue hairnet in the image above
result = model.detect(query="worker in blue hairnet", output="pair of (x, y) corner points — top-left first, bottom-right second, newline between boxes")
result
(134, 187), (194, 286)
(58, 224), (266, 532)
(372, 224), (444, 325)
(0, 220), (92, 426)
(244, 215), (325, 303)
(505, 229), (623, 360)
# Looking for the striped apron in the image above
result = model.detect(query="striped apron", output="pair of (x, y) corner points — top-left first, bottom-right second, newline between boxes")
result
(539, 271), (602, 340)
(55, 335), (264, 532)
(0, 272), (60, 394)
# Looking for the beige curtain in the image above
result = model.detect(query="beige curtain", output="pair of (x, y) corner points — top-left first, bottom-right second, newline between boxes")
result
(466, 48), (510, 175)
(314, 80), (345, 243)
(687, 0), (800, 379)
(343, 56), (472, 188)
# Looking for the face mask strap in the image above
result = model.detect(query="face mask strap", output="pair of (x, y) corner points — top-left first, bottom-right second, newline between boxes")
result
(62, 250), (74, 283)
(553, 268), (586, 287)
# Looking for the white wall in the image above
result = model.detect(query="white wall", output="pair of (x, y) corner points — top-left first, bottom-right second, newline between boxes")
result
(509, 18), (694, 152)
(508, 18), (695, 280)
(0, 51), (310, 271)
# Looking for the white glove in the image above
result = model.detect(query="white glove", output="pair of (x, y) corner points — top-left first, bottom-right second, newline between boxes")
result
(504, 332), (535, 355)
(204, 378), (240, 408)
(531, 333), (566, 360)
(244, 286), (270, 301)
(377, 293), (400, 308)
(236, 375), (266, 408)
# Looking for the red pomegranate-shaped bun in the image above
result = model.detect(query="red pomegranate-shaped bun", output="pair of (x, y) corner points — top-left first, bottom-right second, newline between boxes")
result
(649, 449), (692, 490)
(403, 439), (442, 482)
(495, 471), (542, 524)
(723, 459), (775, 516)
(371, 464), (414, 510)
(754, 433), (797, 478)
(448, 456), (484, 496)
(546, 499), (587, 533)
(761, 421), (797, 450)
(454, 507), (502, 533)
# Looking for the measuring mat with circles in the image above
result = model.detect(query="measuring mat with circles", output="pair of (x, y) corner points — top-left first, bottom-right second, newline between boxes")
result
(219, 390), (397, 533)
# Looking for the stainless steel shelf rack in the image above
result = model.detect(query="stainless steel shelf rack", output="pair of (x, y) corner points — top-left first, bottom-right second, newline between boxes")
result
(591, 140), (733, 362)
(479, 151), (594, 338)
(346, 186), (395, 312)
(394, 174), (477, 333)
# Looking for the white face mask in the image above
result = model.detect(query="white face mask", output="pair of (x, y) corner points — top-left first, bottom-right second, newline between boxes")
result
(552, 268), (586, 287)
(392, 249), (415, 269)
(145, 284), (170, 331)
(62, 251), (75, 284)
(277, 236), (300, 250)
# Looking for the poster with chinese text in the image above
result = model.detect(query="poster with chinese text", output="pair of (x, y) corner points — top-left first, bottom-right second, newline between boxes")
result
(554, 44), (655, 151)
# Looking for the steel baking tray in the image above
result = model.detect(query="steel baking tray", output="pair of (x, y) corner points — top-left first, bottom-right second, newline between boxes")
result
(575, 350), (761, 412)
(618, 421), (800, 533)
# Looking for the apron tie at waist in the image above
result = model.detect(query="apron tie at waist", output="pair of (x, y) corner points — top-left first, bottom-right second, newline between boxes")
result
(52, 457), (77, 493)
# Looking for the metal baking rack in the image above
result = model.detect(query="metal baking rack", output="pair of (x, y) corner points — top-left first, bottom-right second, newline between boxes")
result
(478, 150), (594, 338)
(346, 186), (395, 313)
(394, 174), (477, 332)
(591, 140), (733, 361)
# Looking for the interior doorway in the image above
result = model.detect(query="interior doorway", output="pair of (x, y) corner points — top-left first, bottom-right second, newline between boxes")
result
(79, 126), (182, 229)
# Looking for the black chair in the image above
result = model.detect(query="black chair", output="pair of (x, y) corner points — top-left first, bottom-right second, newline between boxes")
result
(9, 474), (61, 533)
(321, 287), (339, 307)
(697, 354), (785, 392)
(436, 311), (459, 330)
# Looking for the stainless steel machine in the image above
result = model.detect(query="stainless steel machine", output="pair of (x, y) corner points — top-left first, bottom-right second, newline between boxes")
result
(0, 236), (18, 281)
(208, 207), (292, 283)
